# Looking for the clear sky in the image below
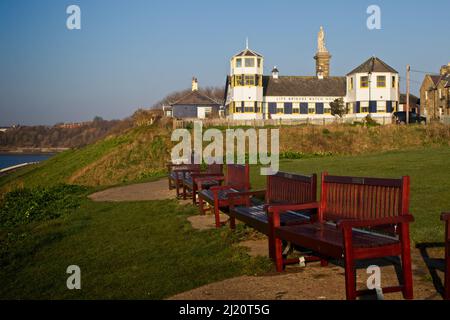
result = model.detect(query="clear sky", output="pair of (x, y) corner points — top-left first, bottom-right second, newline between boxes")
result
(1, 0), (449, 126)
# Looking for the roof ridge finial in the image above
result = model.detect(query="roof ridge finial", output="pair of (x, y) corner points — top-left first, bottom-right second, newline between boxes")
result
(246, 37), (249, 49)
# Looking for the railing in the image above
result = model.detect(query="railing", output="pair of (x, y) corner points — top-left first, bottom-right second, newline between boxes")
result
(172, 116), (393, 129)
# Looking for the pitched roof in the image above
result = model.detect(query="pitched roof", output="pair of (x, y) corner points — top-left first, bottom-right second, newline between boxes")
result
(400, 93), (420, 105)
(347, 57), (398, 75)
(429, 75), (442, 85)
(171, 90), (220, 106)
(263, 76), (346, 97)
(233, 48), (263, 57)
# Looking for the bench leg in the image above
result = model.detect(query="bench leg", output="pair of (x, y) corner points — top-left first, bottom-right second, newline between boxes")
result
(198, 195), (205, 215)
(214, 197), (221, 228)
(274, 237), (284, 272)
(175, 181), (181, 198)
(343, 228), (357, 300)
(182, 184), (187, 200)
(192, 185), (197, 205)
(400, 223), (414, 300)
(230, 216), (236, 230)
(444, 221), (449, 300)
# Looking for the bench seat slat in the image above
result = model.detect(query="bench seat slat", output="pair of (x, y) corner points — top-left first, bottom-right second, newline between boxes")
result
(276, 222), (400, 259)
(231, 205), (312, 235)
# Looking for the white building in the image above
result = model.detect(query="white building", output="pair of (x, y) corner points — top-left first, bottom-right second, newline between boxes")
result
(224, 28), (399, 122)
(345, 57), (399, 119)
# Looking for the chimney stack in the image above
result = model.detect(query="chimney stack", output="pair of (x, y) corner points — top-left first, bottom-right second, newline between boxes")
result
(191, 77), (198, 91)
(440, 64), (450, 75)
(272, 66), (279, 79)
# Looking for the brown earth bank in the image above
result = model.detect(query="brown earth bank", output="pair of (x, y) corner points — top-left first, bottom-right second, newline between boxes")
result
(169, 241), (445, 300)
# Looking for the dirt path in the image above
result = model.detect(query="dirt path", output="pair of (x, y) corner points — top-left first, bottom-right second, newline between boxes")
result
(169, 242), (444, 300)
(89, 179), (176, 202)
(180, 215), (445, 300)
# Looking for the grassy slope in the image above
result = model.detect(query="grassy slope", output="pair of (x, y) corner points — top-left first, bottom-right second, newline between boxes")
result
(0, 199), (269, 299)
(2, 123), (450, 193)
(0, 125), (170, 193)
(249, 147), (450, 243)
(0, 147), (449, 298)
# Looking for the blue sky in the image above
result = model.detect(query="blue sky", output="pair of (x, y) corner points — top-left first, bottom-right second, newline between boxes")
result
(1, 0), (449, 126)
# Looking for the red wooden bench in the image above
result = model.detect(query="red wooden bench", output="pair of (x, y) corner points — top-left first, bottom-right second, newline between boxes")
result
(228, 172), (318, 266)
(182, 163), (224, 204)
(197, 164), (250, 228)
(272, 173), (414, 300)
(442, 212), (450, 300)
(167, 162), (201, 198)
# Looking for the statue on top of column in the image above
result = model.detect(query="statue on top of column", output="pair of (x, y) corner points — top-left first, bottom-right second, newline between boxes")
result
(318, 26), (328, 53)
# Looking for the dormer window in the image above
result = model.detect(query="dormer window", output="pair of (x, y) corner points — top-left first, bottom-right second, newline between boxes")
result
(257, 58), (261, 68)
(392, 76), (396, 88)
(236, 58), (242, 68)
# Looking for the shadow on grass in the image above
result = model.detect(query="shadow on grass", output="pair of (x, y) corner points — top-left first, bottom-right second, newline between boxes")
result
(416, 242), (446, 299)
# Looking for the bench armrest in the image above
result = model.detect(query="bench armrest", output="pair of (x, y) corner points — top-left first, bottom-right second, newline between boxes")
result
(195, 175), (225, 190)
(227, 190), (267, 199)
(191, 173), (224, 179)
(266, 202), (320, 214)
(228, 190), (266, 207)
(268, 202), (319, 227)
(337, 214), (415, 230)
(441, 212), (450, 221)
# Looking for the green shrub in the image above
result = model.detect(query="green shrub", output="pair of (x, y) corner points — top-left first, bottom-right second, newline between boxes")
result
(0, 185), (88, 228)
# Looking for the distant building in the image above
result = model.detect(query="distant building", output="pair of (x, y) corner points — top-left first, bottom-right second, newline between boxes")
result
(345, 57), (399, 117)
(224, 27), (399, 122)
(399, 94), (420, 113)
(55, 122), (91, 129)
(420, 63), (450, 120)
(170, 78), (221, 119)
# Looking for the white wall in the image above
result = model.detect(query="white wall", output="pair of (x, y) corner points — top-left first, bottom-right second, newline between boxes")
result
(346, 72), (399, 103)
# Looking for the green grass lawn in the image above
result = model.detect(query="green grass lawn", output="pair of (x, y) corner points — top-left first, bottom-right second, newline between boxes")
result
(0, 199), (270, 299)
(1, 146), (449, 299)
(250, 146), (450, 244)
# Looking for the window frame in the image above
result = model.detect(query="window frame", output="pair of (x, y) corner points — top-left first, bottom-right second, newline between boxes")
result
(244, 75), (255, 86)
(360, 76), (369, 88)
(377, 76), (386, 88)
(377, 101), (387, 113)
(245, 58), (255, 67)
(235, 101), (244, 113)
(360, 101), (369, 113)
(244, 101), (254, 113)
(276, 102), (284, 114)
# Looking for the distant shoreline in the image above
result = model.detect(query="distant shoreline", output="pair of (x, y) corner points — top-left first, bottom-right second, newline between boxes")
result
(0, 147), (69, 154)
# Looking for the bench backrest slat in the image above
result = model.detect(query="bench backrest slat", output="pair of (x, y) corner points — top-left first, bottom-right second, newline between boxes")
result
(320, 173), (409, 224)
(267, 172), (317, 204)
(226, 164), (250, 191)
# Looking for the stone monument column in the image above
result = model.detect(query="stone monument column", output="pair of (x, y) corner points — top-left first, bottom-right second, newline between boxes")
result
(314, 26), (331, 78)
